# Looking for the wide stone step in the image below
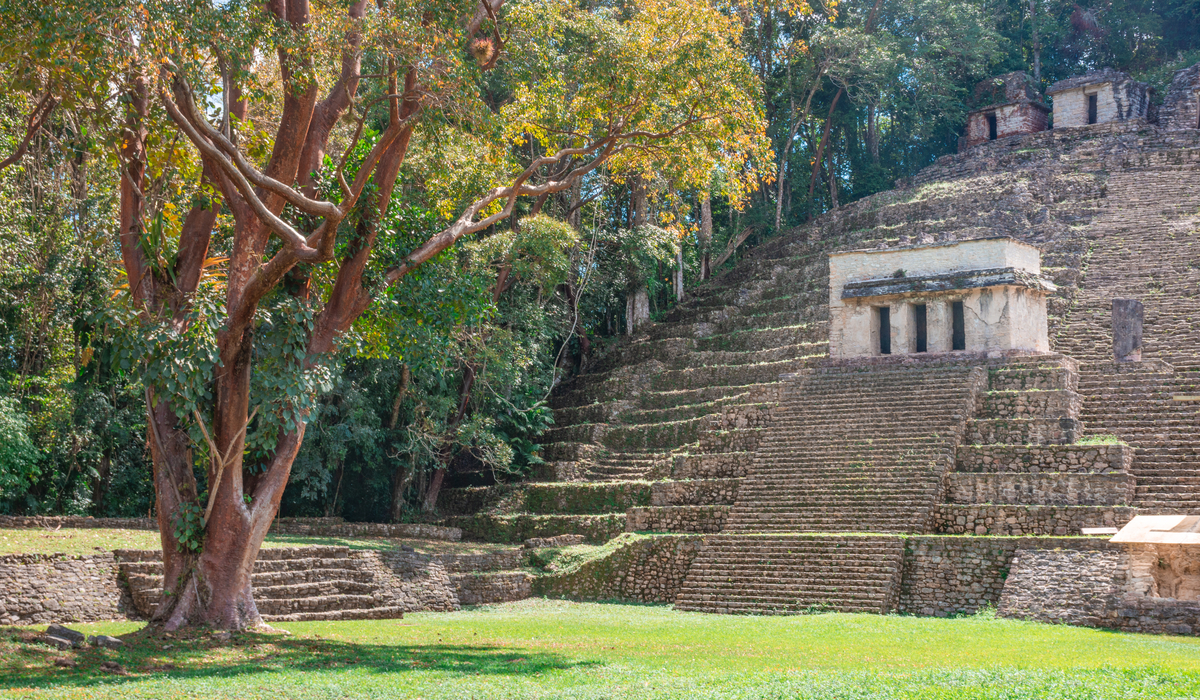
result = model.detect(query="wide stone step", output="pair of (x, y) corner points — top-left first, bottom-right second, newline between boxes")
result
(256, 594), (383, 615)
(675, 535), (905, 614)
(263, 606), (406, 622)
(254, 580), (380, 599)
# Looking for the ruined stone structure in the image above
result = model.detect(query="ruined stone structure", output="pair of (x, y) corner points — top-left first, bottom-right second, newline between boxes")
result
(828, 238), (1053, 358)
(1047, 69), (1153, 128)
(9, 71), (1200, 632)
(1161, 62), (1200, 131)
(439, 106), (1200, 634)
(960, 72), (1049, 151)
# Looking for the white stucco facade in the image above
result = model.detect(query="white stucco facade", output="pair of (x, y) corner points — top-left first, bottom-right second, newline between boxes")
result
(828, 238), (1054, 359)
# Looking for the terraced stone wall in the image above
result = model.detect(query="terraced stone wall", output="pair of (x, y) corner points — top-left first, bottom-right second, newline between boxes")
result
(944, 472), (1135, 506)
(451, 571), (532, 606)
(371, 551), (461, 612)
(0, 553), (131, 625)
(999, 547), (1200, 635)
(933, 504), (1136, 535)
(445, 513), (626, 544)
(897, 536), (1114, 617)
(534, 535), (704, 604)
(625, 505), (729, 533)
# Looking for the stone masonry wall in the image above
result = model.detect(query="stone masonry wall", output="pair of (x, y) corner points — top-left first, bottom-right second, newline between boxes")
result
(998, 547), (1200, 635)
(1161, 63), (1200, 131)
(956, 444), (1131, 473)
(365, 550), (461, 612)
(451, 572), (532, 605)
(533, 534), (704, 603)
(626, 505), (729, 533)
(0, 553), (132, 625)
(934, 504), (1136, 535)
(897, 536), (1114, 617)
(944, 473), (1135, 506)
(650, 479), (739, 506)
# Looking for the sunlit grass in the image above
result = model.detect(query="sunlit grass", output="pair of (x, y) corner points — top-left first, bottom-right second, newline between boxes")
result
(0, 528), (515, 557)
(3, 598), (1199, 699)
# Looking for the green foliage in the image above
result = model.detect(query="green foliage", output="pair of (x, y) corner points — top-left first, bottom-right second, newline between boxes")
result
(0, 395), (41, 511)
(172, 498), (205, 554)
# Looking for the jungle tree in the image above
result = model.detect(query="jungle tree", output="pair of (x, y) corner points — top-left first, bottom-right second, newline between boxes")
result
(3, 0), (769, 629)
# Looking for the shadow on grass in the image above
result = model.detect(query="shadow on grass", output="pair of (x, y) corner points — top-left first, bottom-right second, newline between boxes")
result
(1, 627), (593, 691)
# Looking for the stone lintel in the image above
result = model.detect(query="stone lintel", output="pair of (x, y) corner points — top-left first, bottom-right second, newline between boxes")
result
(841, 267), (1056, 301)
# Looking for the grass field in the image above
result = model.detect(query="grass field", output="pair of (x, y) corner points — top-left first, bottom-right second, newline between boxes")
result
(0, 528), (515, 557)
(3, 598), (1200, 699)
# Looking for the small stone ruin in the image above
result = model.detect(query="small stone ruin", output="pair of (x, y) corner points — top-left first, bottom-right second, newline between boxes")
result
(959, 72), (1049, 151)
(1161, 63), (1200, 131)
(1046, 68), (1153, 128)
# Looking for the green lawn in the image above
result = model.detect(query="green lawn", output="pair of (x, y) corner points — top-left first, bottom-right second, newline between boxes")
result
(3, 598), (1199, 699)
(0, 528), (515, 557)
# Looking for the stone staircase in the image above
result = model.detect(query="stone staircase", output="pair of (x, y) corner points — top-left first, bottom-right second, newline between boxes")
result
(435, 123), (1200, 618)
(721, 360), (986, 535)
(117, 547), (410, 622)
(1053, 167), (1200, 367)
(674, 534), (905, 614)
(938, 356), (1139, 535)
(431, 547), (534, 605)
(1078, 362), (1200, 511)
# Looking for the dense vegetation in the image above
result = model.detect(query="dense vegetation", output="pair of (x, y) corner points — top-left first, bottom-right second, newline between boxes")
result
(1, 0), (1198, 526)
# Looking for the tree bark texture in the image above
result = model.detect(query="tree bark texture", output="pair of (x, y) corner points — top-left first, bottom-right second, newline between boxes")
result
(699, 192), (712, 280)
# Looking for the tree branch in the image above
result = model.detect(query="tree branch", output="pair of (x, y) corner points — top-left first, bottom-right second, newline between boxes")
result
(0, 92), (57, 171)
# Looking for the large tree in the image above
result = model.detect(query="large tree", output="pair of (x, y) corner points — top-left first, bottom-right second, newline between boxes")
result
(3, 0), (768, 629)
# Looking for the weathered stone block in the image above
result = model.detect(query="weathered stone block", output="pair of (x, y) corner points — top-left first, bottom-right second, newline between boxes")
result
(1112, 298), (1144, 361)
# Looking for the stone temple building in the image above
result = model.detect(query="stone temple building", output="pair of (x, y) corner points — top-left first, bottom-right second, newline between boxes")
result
(828, 238), (1054, 358)
(432, 70), (1200, 636)
(959, 72), (1049, 151)
(1047, 68), (1153, 128)
(1161, 63), (1200, 131)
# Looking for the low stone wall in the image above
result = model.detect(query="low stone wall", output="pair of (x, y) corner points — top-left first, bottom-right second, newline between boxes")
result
(430, 549), (523, 573)
(933, 504), (1136, 535)
(0, 515), (155, 530)
(444, 513), (626, 544)
(707, 403), (777, 431)
(522, 482), (652, 514)
(697, 428), (765, 453)
(978, 390), (1080, 419)
(534, 534), (704, 603)
(451, 571), (533, 605)
(272, 519), (461, 541)
(966, 418), (1078, 445)
(998, 547), (1200, 635)
(0, 515), (462, 541)
(897, 536), (1113, 617)
(0, 553), (132, 625)
(651, 479), (740, 506)
(944, 473), (1135, 506)
(626, 505), (729, 534)
(955, 444), (1132, 473)
(670, 452), (754, 479)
